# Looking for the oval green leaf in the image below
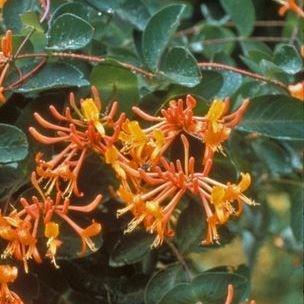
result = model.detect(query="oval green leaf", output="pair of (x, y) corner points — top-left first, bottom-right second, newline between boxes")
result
(220, 0), (255, 36)
(0, 124), (28, 164)
(238, 95), (304, 140)
(159, 47), (201, 87)
(142, 4), (186, 71)
(47, 13), (94, 51)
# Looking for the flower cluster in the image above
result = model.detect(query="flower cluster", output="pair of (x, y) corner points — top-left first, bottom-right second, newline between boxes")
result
(0, 86), (254, 303)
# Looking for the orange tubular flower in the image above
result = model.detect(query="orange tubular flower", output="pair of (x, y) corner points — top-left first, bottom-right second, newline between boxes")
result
(29, 86), (125, 197)
(117, 134), (254, 246)
(0, 265), (24, 304)
(288, 81), (304, 101)
(0, 30), (13, 104)
(277, 0), (304, 18)
(0, 173), (103, 271)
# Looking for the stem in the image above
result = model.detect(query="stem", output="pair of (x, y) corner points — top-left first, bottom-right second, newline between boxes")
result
(5, 58), (46, 90)
(15, 52), (154, 78)
(202, 36), (290, 45)
(198, 62), (288, 90)
(166, 239), (194, 280)
(13, 28), (36, 59)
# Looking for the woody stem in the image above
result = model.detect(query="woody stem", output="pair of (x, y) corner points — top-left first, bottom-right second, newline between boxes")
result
(166, 240), (194, 281)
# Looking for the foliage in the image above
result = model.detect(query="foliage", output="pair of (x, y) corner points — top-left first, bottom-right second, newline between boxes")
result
(0, 0), (303, 304)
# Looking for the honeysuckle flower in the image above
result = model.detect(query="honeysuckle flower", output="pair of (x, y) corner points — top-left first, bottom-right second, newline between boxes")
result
(117, 134), (254, 246)
(44, 222), (62, 268)
(276, 0), (304, 18)
(29, 86), (125, 197)
(0, 0), (7, 9)
(0, 173), (103, 271)
(199, 98), (249, 175)
(0, 211), (42, 273)
(132, 95), (198, 146)
(0, 30), (12, 59)
(0, 265), (24, 304)
(288, 81), (304, 101)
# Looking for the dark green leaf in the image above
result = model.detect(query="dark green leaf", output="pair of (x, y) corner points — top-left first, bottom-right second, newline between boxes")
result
(142, 4), (186, 70)
(144, 264), (188, 304)
(52, 2), (92, 22)
(85, 0), (125, 11)
(220, 0), (255, 36)
(117, 0), (151, 30)
(110, 230), (154, 267)
(159, 272), (248, 304)
(260, 60), (292, 84)
(216, 71), (242, 98)
(0, 124), (28, 164)
(175, 200), (205, 253)
(47, 13), (94, 51)
(191, 25), (235, 58)
(90, 61), (139, 114)
(159, 47), (201, 87)
(16, 63), (89, 93)
(274, 44), (303, 74)
(3, 0), (37, 32)
(251, 139), (292, 176)
(238, 95), (304, 140)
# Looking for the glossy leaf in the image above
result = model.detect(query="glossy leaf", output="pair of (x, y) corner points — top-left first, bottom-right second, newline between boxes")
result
(117, 0), (151, 30)
(175, 200), (205, 253)
(144, 264), (188, 304)
(159, 47), (201, 87)
(238, 95), (304, 140)
(110, 230), (154, 267)
(3, 0), (37, 31)
(142, 4), (186, 70)
(274, 44), (303, 74)
(16, 63), (89, 93)
(220, 0), (255, 36)
(47, 13), (94, 51)
(0, 124), (28, 164)
(90, 61), (139, 114)
(159, 272), (248, 304)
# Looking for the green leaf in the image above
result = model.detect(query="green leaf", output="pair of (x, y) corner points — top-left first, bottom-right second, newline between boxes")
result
(274, 44), (303, 74)
(216, 71), (242, 98)
(16, 63), (89, 93)
(117, 0), (151, 31)
(90, 61), (139, 114)
(0, 124), (28, 164)
(0, 166), (22, 197)
(260, 60), (292, 84)
(142, 4), (186, 70)
(20, 11), (44, 32)
(175, 200), (205, 253)
(47, 13), (94, 51)
(220, 0), (255, 36)
(85, 0), (124, 11)
(159, 47), (201, 87)
(251, 138), (292, 176)
(52, 2), (92, 22)
(3, 0), (37, 32)
(238, 95), (304, 140)
(191, 25), (235, 58)
(144, 264), (188, 304)
(159, 272), (248, 304)
(109, 230), (154, 267)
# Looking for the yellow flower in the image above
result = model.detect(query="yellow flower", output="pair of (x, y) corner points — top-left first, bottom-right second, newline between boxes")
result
(80, 221), (102, 255)
(45, 222), (62, 268)
(81, 98), (105, 135)
(211, 173), (253, 224)
(105, 146), (126, 179)
(119, 120), (148, 160)
(203, 99), (230, 152)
